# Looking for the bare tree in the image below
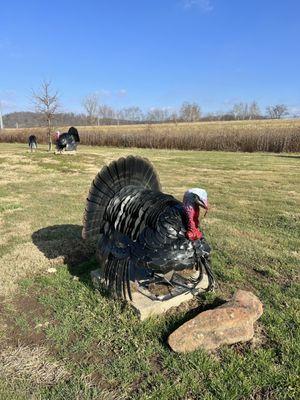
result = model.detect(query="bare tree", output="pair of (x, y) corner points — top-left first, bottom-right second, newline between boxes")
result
(232, 102), (249, 120)
(147, 108), (168, 122)
(121, 107), (144, 122)
(170, 111), (179, 124)
(98, 104), (115, 121)
(231, 101), (261, 120)
(161, 108), (172, 121)
(82, 93), (99, 125)
(179, 102), (201, 122)
(232, 103), (242, 120)
(32, 80), (59, 151)
(249, 101), (261, 119)
(266, 104), (288, 119)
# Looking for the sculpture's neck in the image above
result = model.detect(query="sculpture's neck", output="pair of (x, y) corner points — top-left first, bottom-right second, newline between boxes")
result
(183, 201), (202, 241)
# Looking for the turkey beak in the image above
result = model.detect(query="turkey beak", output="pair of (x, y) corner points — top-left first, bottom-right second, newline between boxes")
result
(198, 199), (208, 217)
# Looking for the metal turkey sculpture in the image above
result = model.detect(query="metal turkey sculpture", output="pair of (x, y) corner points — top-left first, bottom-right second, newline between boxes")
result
(56, 127), (80, 152)
(82, 156), (215, 301)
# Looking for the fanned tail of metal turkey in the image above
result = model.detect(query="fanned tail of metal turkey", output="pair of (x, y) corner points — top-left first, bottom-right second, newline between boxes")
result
(68, 127), (80, 142)
(82, 156), (161, 300)
(104, 255), (133, 300)
(82, 155), (161, 240)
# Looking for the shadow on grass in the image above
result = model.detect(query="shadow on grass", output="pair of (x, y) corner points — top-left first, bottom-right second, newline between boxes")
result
(261, 154), (300, 159)
(31, 224), (225, 342)
(32, 224), (96, 288)
(277, 155), (300, 159)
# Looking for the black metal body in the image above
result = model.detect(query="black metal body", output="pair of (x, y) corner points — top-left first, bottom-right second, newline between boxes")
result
(82, 156), (214, 300)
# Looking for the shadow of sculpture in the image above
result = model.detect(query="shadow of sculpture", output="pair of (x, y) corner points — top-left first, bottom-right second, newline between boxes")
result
(277, 155), (300, 159)
(32, 224), (96, 283)
(32, 224), (223, 330)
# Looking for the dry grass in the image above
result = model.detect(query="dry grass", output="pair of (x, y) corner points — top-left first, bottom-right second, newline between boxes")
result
(0, 345), (70, 386)
(1, 119), (300, 152)
(0, 243), (57, 296)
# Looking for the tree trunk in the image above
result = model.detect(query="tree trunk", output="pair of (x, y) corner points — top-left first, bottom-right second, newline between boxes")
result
(47, 118), (52, 151)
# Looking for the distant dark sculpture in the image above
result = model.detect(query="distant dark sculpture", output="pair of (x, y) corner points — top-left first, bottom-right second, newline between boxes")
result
(56, 127), (80, 152)
(82, 156), (214, 301)
(28, 135), (37, 152)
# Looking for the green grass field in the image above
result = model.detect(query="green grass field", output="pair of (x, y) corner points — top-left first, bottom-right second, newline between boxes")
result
(0, 143), (299, 399)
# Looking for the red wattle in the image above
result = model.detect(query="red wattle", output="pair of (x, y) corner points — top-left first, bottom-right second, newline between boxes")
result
(184, 204), (202, 241)
(186, 229), (203, 241)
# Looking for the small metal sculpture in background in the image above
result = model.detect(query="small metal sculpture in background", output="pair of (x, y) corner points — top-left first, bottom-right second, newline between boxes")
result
(56, 127), (80, 153)
(28, 135), (38, 152)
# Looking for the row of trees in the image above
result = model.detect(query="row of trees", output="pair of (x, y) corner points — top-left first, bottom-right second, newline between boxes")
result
(82, 94), (202, 124)
(231, 101), (288, 120)
(0, 80), (294, 150)
(82, 94), (290, 124)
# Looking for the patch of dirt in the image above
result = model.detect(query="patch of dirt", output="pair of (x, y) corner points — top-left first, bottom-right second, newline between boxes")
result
(69, 342), (122, 393)
(84, 370), (118, 392)
(69, 339), (115, 368)
(0, 290), (70, 388)
(148, 353), (164, 374)
(130, 353), (168, 396)
(247, 386), (277, 400)
(0, 289), (53, 349)
(0, 288), (117, 393)
(130, 373), (147, 395)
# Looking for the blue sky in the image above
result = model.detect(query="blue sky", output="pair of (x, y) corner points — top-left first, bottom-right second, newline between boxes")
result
(1, 0), (300, 115)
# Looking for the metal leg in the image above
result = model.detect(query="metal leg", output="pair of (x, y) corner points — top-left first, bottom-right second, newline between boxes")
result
(136, 264), (211, 301)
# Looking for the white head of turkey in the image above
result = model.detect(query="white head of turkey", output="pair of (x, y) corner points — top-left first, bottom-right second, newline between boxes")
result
(82, 156), (214, 301)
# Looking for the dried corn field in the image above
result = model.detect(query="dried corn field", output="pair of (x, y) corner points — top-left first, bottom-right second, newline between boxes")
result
(1, 119), (300, 152)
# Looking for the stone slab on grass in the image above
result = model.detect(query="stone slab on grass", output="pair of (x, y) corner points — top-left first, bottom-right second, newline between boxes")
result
(54, 150), (77, 155)
(168, 290), (263, 352)
(91, 268), (209, 320)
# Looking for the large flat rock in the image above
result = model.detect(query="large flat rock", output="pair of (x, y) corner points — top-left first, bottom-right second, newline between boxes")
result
(168, 290), (263, 352)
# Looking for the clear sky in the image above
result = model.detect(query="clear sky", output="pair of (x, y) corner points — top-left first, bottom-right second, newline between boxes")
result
(1, 0), (300, 115)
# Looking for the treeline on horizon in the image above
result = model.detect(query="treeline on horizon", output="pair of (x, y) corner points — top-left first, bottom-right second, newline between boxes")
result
(2, 101), (295, 129)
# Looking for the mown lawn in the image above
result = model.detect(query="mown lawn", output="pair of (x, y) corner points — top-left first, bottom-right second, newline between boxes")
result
(0, 143), (299, 400)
